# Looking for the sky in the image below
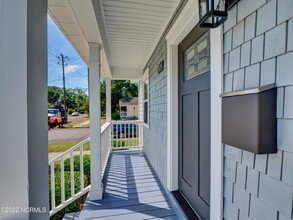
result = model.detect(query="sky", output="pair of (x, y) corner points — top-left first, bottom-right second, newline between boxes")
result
(48, 15), (88, 90)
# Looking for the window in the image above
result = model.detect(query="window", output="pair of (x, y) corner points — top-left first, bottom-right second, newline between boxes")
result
(120, 106), (127, 118)
(121, 106), (127, 112)
(142, 71), (149, 126)
(184, 31), (210, 81)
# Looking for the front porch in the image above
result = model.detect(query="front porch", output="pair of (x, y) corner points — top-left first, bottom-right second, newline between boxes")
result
(79, 150), (177, 220)
(48, 119), (183, 219)
(2, 0), (293, 219)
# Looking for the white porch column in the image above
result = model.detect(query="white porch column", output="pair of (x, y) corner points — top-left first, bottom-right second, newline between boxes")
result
(210, 27), (223, 220)
(0, 0), (48, 219)
(88, 43), (103, 200)
(106, 78), (112, 122)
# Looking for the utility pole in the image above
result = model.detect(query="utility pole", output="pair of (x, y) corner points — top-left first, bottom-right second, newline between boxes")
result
(58, 53), (68, 123)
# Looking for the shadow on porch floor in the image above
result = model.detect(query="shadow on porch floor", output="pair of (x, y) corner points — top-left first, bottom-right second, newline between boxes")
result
(78, 150), (178, 219)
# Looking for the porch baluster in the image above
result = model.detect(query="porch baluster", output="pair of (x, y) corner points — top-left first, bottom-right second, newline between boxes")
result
(70, 151), (74, 197)
(50, 163), (55, 210)
(80, 145), (84, 191)
(61, 157), (65, 204)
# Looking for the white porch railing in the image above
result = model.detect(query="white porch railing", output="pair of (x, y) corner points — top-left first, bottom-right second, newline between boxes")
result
(49, 122), (113, 217)
(48, 138), (90, 216)
(111, 120), (143, 150)
(101, 122), (112, 177)
(48, 121), (142, 216)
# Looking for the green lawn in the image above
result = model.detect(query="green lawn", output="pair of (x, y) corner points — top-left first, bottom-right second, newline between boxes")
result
(112, 138), (138, 148)
(49, 137), (138, 153)
(64, 115), (106, 128)
(48, 142), (90, 153)
(64, 117), (89, 128)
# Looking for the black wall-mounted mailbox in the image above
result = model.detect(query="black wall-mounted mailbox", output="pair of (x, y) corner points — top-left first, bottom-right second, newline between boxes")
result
(221, 84), (277, 154)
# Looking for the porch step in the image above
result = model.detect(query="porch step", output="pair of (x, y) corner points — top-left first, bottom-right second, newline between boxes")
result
(79, 150), (178, 220)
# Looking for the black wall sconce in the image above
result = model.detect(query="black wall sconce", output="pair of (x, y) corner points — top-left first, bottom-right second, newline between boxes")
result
(198, 0), (228, 28)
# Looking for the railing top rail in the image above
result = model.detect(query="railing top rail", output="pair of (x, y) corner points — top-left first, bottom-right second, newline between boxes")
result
(112, 120), (143, 124)
(49, 137), (90, 164)
(101, 122), (112, 134)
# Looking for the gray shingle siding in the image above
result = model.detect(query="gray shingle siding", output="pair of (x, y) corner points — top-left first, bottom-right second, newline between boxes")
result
(223, 0), (293, 219)
(140, 0), (293, 217)
(142, 0), (187, 188)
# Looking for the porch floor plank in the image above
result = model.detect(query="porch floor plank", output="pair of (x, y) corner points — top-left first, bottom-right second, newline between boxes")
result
(79, 150), (178, 220)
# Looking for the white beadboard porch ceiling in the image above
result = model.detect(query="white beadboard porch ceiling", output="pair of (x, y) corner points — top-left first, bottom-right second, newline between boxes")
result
(100, 0), (179, 70)
(48, 0), (180, 79)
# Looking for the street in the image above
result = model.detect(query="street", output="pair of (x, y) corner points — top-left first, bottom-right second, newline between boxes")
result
(48, 128), (89, 143)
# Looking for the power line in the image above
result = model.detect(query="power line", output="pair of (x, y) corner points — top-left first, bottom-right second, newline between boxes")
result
(69, 55), (81, 62)
(48, 43), (62, 55)
(67, 60), (87, 79)
(67, 75), (87, 78)
(48, 79), (62, 83)
(48, 46), (88, 88)
(48, 50), (57, 57)
(69, 57), (83, 65)
(69, 59), (84, 65)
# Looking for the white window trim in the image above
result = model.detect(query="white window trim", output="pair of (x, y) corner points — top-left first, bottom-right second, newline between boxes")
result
(142, 68), (149, 128)
(166, 0), (223, 219)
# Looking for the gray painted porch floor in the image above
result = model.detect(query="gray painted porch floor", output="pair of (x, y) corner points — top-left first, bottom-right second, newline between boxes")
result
(78, 150), (178, 220)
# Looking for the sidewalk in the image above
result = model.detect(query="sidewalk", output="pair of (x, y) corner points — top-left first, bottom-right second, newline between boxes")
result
(73, 120), (90, 128)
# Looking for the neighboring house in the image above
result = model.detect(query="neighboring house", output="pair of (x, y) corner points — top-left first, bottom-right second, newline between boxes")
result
(119, 97), (138, 119)
(1, 0), (293, 220)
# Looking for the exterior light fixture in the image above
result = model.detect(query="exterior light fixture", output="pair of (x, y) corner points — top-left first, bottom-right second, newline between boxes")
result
(198, 0), (228, 28)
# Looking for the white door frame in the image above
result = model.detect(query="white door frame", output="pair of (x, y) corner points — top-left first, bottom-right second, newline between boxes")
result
(166, 0), (223, 219)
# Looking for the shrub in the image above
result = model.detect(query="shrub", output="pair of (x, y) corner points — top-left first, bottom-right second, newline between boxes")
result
(63, 155), (91, 178)
(81, 100), (89, 114)
(79, 105), (87, 114)
(49, 155), (91, 219)
(112, 139), (125, 147)
(49, 171), (88, 220)
(68, 109), (74, 115)
(111, 112), (120, 120)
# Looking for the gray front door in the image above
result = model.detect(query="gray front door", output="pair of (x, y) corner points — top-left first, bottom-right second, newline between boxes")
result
(178, 26), (211, 220)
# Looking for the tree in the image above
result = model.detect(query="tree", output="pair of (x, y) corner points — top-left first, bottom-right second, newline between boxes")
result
(48, 80), (138, 115)
(60, 88), (75, 110)
(80, 99), (89, 114)
(48, 86), (63, 105)
(73, 88), (88, 111)
(100, 80), (138, 113)
(110, 80), (138, 112)
(48, 86), (88, 112)
(100, 81), (106, 114)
